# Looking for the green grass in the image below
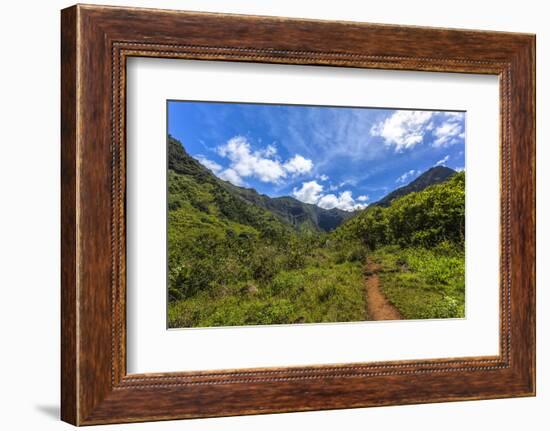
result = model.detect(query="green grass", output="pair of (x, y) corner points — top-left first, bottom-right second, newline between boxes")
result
(168, 258), (366, 328)
(371, 243), (465, 319)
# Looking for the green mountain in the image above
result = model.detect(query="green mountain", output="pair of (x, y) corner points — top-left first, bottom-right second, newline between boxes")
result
(223, 183), (353, 232)
(373, 166), (456, 207)
(167, 137), (291, 237)
(168, 136), (351, 232)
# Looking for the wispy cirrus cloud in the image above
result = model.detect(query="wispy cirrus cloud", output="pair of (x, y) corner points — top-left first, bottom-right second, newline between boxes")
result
(396, 169), (420, 184)
(265, 106), (383, 172)
(435, 155), (450, 166)
(433, 117), (464, 147)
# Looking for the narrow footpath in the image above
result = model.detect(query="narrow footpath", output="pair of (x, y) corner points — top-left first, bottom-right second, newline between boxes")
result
(365, 259), (402, 321)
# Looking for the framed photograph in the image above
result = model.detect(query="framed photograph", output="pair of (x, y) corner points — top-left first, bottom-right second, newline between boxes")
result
(61, 4), (535, 425)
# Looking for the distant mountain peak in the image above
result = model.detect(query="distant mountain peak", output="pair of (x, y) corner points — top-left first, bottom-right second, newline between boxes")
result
(418, 165), (455, 177)
(373, 165), (457, 207)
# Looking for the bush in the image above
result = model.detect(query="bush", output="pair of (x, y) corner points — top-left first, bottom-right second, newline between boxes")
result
(336, 172), (465, 250)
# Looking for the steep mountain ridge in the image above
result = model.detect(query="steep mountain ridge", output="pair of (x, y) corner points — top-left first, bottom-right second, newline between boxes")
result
(169, 136), (351, 232)
(223, 184), (353, 232)
(373, 166), (457, 207)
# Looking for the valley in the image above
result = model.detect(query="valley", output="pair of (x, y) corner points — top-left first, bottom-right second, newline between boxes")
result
(167, 137), (465, 328)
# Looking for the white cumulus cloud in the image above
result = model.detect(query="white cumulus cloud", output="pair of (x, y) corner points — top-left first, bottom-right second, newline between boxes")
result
(316, 193), (340, 209)
(261, 144), (277, 157)
(370, 111), (434, 152)
(357, 195), (369, 202)
(292, 180), (324, 204)
(317, 191), (368, 211)
(371, 110), (465, 151)
(284, 154), (313, 175)
(216, 136), (313, 186)
(293, 181), (367, 212)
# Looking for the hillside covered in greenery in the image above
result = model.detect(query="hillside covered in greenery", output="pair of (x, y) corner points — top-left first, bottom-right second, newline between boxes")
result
(167, 137), (466, 328)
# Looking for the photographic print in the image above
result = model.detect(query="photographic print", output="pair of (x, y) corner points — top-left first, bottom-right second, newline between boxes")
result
(167, 101), (465, 329)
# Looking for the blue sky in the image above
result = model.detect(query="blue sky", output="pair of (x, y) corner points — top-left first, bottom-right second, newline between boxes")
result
(168, 101), (465, 211)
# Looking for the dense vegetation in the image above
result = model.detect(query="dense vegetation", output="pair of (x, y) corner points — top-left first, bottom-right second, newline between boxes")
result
(332, 172), (465, 319)
(224, 182), (354, 232)
(167, 137), (466, 328)
(167, 138), (367, 327)
(335, 171), (465, 249)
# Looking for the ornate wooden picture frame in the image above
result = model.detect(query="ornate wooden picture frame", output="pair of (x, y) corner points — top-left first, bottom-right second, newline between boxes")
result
(61, 4), (535, 425)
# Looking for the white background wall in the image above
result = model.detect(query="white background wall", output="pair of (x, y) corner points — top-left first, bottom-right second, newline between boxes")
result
(0, 0), (546, 429)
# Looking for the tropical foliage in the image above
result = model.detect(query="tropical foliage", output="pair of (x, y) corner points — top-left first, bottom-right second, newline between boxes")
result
(335, 172), (465, 249)
(167, 137), (466, 328)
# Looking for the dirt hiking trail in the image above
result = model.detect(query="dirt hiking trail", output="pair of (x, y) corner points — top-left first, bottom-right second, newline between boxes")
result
(365, 259), (402, 321)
